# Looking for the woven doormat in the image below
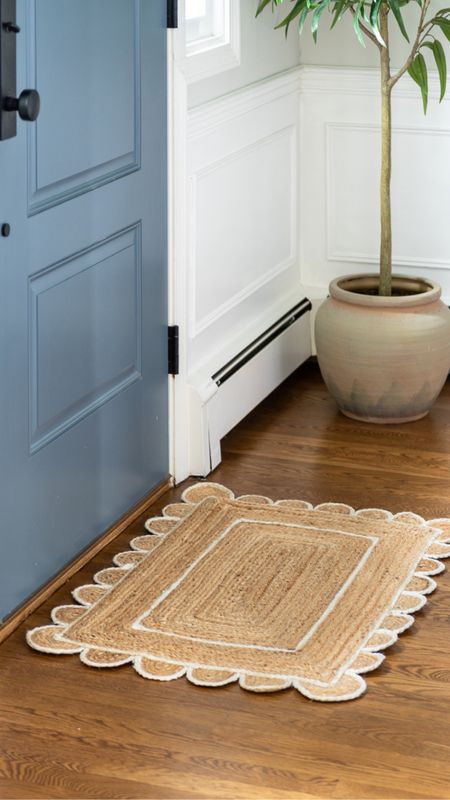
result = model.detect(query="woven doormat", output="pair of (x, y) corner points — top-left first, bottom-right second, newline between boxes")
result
(27, 482), (450, 702)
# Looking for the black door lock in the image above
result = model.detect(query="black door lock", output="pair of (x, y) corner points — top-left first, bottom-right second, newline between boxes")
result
(1, 223), (11, 237)
(1, 0), (40, 140)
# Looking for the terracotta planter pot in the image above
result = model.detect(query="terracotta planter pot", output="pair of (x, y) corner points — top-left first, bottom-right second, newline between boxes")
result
(315, 274), (450, 423)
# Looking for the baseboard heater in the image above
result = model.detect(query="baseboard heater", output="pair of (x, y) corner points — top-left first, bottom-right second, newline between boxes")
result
(188, 298), (313, 477)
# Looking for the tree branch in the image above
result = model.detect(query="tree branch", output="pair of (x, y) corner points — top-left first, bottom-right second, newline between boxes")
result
(389, 0), (432, 88)
(349, 4), (382, 49)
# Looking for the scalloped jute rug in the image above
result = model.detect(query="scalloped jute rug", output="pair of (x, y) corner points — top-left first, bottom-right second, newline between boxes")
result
(27, 482), (450, 702)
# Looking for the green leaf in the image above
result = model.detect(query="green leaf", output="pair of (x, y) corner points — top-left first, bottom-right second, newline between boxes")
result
(422, 39), (447, 102)
(330, 0), (348, 29)
(255, 0), (275, 17)
(370, 0), (383, 39)
(370, 0), (382, 27)
(274, 0), (306, 32)
(311, 0), (329, 42)
(433, 17), (450, 40)
(408, 52), (428, 113)
(361, 2), (370, 23)
(298, 3), (310, 34)
(368, 8), (386, 47)
(353, 7), (366, 47)
(389, 0), (410, 41)
(371, 21), (387, 46)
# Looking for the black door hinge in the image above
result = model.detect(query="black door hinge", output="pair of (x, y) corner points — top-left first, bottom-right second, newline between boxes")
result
(168, 325), (179, 375)
(167, 0), (178, 28)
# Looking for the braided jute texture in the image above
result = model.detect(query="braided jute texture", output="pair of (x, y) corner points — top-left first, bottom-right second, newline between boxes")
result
(27, 482), (450, 701)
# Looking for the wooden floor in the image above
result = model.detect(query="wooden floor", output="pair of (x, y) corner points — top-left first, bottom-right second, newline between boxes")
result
(1, 360), (450, 800)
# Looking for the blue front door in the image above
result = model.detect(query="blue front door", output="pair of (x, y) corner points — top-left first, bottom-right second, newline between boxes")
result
(0, 0), (169, 620)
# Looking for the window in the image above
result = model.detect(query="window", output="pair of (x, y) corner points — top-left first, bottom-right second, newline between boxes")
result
(185, 0), (227, 52)
(181, 0), (240, 82)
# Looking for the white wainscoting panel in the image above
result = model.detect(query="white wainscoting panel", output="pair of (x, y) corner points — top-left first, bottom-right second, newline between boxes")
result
(187, 70), (306, 375)
(299, 66), (450, 303)
(177, 70), (313, 478)
(191, 127), (295, 336)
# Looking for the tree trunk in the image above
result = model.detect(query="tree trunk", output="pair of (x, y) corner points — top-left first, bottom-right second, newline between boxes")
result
(379, 6), (392, 296)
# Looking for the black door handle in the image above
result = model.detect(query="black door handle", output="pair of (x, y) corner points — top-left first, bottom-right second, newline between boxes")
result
(1, 0), (40, 139)
(4, 88), (40, 121)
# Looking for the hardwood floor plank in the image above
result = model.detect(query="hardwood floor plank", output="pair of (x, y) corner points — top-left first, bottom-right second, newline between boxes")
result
(1, 361), (450, 799)
(224, 431), (450, 481)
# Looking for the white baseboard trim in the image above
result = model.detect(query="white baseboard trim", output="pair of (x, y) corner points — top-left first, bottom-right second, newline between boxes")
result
(188, 300), (312, 477)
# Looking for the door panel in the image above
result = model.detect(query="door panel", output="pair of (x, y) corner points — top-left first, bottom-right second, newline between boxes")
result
(28, 0), (141, 213)
(29, 223), (142, 453)
(0, 0), (168, 620)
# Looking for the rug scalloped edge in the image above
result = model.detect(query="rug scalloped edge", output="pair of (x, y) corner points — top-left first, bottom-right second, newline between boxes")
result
(26, 481), (449, 701)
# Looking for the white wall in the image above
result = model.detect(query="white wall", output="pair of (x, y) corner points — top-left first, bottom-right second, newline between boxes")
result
(298, 66), (450, 306)
(188, 0), (301, 107)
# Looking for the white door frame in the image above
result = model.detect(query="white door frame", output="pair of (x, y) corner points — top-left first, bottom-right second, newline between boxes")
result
(168, 22), (191, 484)
(168, 3), (240, 485)
(166, 4), (313, 485)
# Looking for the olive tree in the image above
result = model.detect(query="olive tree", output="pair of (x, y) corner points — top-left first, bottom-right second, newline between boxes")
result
(256, 0), (450, 295)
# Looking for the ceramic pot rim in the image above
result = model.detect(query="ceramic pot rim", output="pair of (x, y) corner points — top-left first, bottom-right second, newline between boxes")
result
(329, 274), (441, 308)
